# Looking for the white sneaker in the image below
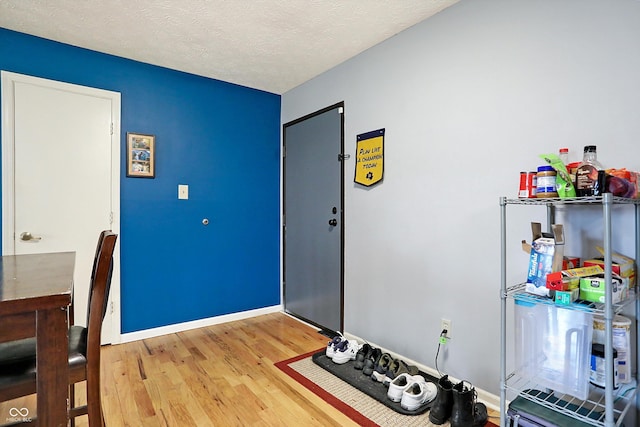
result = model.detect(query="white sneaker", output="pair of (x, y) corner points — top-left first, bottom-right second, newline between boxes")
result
(325, 334), (343, 358)
(387, 373), (425, 402)
(332, 339), (360, 364)
(400, 379), (437, 411)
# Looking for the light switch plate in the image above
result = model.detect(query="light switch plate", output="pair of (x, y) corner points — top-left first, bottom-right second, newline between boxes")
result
(178, 184), (189, 200)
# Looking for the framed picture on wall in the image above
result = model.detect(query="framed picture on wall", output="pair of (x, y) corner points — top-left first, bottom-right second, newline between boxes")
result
(126, 132), (155, 178)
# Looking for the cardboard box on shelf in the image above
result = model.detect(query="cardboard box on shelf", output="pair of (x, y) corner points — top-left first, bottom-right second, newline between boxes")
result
(583, 247), (636, 289)
(555, 288), (579, 305)
(546, 265), (604, 291)
(524, 222), (564, 296)
(562, 256), (580, 270)
(579, 273), (628, 304)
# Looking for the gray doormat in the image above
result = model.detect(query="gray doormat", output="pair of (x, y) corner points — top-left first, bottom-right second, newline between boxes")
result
(312, 351), (437, 415)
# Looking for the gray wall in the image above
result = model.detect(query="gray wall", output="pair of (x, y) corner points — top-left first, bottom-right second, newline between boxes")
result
(282, 0), (640, 398)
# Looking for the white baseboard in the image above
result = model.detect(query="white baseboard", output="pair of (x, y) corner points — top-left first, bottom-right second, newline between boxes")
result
(119, 305), (283, 343)
(343, 332), (500, 412)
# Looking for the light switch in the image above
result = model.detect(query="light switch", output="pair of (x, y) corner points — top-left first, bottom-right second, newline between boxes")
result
(178, 184), (189, 200)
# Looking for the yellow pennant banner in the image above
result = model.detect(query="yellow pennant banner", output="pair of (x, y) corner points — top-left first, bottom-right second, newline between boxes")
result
(354, 129), (384, 186)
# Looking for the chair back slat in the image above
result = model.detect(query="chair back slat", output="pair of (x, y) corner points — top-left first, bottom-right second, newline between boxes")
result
(85, 232), (117, 363)
(84, 230), (109, 326)
(82, 230), (117, 427)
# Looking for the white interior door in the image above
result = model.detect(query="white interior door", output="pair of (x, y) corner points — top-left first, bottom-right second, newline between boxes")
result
(1, 71), (121, 343)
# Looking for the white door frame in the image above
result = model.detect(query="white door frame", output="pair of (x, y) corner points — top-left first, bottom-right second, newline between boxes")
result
(1, 70), (122, 343)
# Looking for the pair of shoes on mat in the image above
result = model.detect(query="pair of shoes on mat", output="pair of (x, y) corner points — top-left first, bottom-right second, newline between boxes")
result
(354, 343), (374, 370)
(371, 353), (419, 386)
(383, 358), (419, 386)
(362, 347), (382, 376)
(371, 352), (393, 383)
(331, 339), (361, 364)
(387, 373), (437, 410)
(325, 334), (344, 358)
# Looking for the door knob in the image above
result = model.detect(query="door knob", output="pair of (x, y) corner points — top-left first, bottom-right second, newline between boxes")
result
(328, 219), (337, 226)
(20, 232), (42, 242)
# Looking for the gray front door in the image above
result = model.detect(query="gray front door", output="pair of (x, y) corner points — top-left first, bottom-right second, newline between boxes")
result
(283, 103), (344, 333)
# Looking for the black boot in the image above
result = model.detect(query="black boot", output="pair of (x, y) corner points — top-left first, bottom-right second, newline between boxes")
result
(450, 380), (488, 427)
(428, 375), (454, 425)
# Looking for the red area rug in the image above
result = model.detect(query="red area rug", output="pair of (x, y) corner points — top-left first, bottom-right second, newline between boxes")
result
(275, 348), (378, 426)
(275, 349), (498, 427)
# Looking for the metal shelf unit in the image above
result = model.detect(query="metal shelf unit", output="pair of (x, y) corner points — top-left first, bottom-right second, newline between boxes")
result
(499, 194), (640, 427)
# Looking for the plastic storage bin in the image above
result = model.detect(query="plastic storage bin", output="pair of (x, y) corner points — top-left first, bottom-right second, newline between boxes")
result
(514, 298), (593, 400)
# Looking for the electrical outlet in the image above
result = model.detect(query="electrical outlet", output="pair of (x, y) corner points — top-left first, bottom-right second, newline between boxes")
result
(441, 318), (452, 339)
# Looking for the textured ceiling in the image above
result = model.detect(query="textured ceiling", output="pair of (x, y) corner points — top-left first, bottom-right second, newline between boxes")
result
(0, 0), (459, 94)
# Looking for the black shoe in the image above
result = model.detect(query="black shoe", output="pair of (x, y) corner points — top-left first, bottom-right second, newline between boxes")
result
(429, 375), (454, 425)
(450, 380), (488, 427)
(354, 343), (373, 370)
(362, 347), (382, 376)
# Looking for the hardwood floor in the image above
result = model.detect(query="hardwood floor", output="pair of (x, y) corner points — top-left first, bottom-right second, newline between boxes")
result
(0, 313), (358, 427)
(1, 312), (501, 426)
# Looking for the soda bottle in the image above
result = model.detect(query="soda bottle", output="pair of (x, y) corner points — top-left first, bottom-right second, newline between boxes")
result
(575, 145), (603, 197)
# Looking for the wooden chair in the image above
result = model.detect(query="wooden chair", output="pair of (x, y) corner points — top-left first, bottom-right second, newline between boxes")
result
(70, 229), (109, 328)
(0, 231), (118, 427)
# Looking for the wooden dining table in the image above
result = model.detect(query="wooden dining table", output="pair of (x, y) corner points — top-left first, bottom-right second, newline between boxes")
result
(0, 251), (75, 427)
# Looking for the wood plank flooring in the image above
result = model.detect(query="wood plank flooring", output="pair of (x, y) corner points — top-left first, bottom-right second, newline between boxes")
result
(0, 313), (358, 426)
(1, 312), (501, 426)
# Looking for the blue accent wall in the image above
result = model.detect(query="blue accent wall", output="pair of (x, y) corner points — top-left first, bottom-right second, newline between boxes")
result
(0, 28), (281, 333)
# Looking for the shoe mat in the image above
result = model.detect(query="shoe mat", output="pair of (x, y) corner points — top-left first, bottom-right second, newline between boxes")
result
(312, 351), (437, 416)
